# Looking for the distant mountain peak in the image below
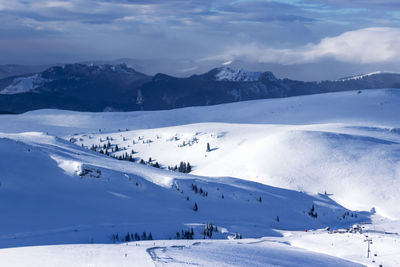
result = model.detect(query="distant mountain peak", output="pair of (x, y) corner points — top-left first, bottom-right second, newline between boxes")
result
(214, 67), (262, 82)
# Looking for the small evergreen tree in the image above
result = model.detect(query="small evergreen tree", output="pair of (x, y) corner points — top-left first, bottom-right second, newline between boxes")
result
(125, 232), (131, 242)
(134, 232), (140, 241)
(193, 202), (198, 211)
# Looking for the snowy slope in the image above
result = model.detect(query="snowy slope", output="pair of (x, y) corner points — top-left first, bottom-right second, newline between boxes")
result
(70, 121), (400, 220)
(0, 88), (399, 266)
(0, 88), (398, 135)
(0, 239), (364, 267)
(0, 74), (49, 94)
(1, 89), (397, 218)
(0, 132), (363, 249)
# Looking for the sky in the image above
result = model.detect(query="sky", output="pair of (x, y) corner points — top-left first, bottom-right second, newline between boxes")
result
(1, 0), (400, 80)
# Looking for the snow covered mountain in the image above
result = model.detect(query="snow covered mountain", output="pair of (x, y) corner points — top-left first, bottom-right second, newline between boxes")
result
(214, 67), (263, 82)
(1, 64), (400, 113)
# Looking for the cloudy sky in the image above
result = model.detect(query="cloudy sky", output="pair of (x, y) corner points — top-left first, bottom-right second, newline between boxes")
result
(1, 0), (400, 79)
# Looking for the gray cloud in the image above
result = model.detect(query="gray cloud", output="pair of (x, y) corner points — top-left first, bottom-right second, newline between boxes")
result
(0, 0), (399, 80)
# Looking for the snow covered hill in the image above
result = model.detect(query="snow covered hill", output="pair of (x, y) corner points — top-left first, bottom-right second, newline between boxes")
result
(0, 89), (399, 217)
(0, 132), (362, 249)
(0, 88), (399, 266)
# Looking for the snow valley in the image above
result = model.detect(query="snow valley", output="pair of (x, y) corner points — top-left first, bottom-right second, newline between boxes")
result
(0, 88), (398, 266)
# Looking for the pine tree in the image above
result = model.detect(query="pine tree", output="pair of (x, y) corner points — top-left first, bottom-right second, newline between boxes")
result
(193, 202), (198, 211)
(134, 232), (140, 241)
(125, 232), (131, 242)
(153, 162), (160, 168)
(206, 142), (211, 152)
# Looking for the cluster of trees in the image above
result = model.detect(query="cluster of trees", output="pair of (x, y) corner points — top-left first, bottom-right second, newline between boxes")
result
(176, 228), (194, 239)
(113, 152), (134, 162)
(168, 161), (192, 173)
(88, 141), (123, 156)
(234, 232), (243, 239)
(78, 137), (196, 173)
(341, 211), (357, 219)
(203, 222), (218, 239)
(191, 183), (208, 197)
(111, 231), (153, 242)
(139, 157), (160, 168)
(178, 137), (199, 147)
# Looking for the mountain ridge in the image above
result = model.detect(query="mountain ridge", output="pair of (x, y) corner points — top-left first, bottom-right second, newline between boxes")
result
(0, 63), (400, 113)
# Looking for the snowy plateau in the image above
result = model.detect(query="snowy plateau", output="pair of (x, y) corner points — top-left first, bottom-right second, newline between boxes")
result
(0, 89), (399, 266)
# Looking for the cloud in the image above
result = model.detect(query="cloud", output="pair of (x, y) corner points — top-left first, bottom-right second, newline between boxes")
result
(307, 0), (400, 9)
(0, 0), (399, 81)
(209, 27), (400, 64)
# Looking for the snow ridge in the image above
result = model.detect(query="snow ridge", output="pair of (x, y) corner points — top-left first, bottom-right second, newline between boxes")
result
(338, 71), (400, 81)
(215, 67), (262, 82)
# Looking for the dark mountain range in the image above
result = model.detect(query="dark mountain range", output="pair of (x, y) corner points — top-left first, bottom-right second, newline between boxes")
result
(0, 64), (399, 113)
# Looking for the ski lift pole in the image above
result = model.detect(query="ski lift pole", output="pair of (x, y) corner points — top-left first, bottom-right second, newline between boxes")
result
(364, 235), (372, 258)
